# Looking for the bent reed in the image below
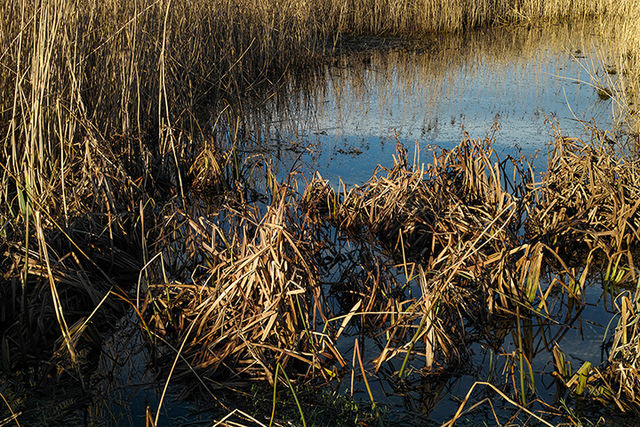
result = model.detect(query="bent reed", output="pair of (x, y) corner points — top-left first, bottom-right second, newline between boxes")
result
(2, 0), (640, 422)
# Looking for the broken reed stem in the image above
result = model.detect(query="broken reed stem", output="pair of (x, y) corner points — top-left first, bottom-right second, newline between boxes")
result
(35, 210), (76, 364)
(154, 316), (198, 426)
(354, 339), (376, 410)
(0, 391), (22, 427)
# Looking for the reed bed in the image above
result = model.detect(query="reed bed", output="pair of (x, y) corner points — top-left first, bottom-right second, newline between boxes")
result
(300, 136), (562, 381)
(303, 137), (526, 261)
(2, 0), (640, 422)
(144, 135), (559, 388)
(332, 0), (636, 35)
(604, 14), (640, 138)
(303, 133), (640, 415)
(284, 132), (640, 409)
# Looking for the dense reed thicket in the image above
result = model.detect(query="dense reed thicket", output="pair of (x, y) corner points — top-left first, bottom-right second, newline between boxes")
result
(1, 0), (638, 220)
(2, 0), (640, 422)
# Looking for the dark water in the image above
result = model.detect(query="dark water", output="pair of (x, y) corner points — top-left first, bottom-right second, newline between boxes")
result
(52, 22), (631, 426)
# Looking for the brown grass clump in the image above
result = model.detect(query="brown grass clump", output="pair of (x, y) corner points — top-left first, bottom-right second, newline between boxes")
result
(302, 136), (542, 372)
(0, 133), (141, 366)
(527, 128), (640, 280)
(142, 135), (539, 384)
(604, 285), (640, 411)
(300, 132), (640, 394)
(143, 186), (337, 383)
(304, 136), (526, 262)
(0, 220), (138, 368)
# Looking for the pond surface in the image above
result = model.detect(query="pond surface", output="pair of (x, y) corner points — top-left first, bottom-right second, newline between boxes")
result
(255, 20), (621, 185)
(65, 21), (632, 426)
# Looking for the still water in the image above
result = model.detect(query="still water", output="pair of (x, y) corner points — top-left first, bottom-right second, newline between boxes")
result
(237, 19), (628, 424)
(258, 20), (621, 185)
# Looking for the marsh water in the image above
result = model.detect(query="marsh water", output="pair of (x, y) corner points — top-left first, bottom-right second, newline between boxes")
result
(251, 21), (622, 186)
(67, 21), (631, 425)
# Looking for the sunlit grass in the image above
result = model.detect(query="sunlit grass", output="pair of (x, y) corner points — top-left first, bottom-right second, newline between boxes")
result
(1, 0), (640, 423)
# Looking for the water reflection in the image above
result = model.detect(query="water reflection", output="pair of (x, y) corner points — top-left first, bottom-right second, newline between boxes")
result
(231, 21), (627, 423)
(243, 20), (622, 185)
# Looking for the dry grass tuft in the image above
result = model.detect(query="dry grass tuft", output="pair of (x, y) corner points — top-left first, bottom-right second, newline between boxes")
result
(143, 184), (337, 383)
(304, 135), (526, 261)
(604, 284), (640, 411)
(527, 128), (640, 280)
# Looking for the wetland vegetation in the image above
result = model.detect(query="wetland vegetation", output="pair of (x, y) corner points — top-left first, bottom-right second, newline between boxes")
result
(2, 0), (640, 425)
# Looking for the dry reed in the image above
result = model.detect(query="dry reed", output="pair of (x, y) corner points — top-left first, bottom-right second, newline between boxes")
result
(604, 284), (640, 411)
(527, 128), (640, 280)
(148, 135), (538, 384)
(143, 182), (339, 383)
(2, 0), (640, 421)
